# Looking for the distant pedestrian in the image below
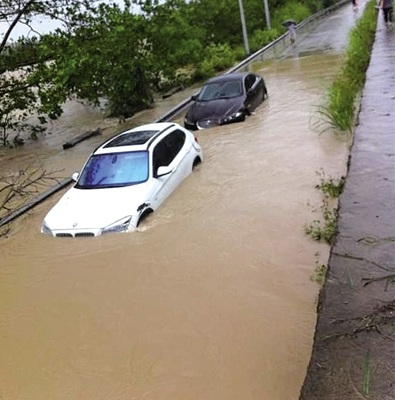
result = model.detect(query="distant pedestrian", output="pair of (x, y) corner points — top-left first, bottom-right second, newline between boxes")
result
(351, 0), (359, 8)
(288, 22), (297, 44)
(282, 19), (297, 44)
(379, 0), (393, 27)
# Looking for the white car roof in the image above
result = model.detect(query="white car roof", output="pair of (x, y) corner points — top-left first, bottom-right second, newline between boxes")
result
(94, 122), (177, 155)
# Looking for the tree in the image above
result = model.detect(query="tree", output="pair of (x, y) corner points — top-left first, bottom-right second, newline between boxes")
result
(0, 0), (98, 146)
(37, 2), (155, 119)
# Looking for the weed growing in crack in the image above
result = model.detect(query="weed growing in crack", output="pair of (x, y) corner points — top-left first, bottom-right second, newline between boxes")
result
(305, 170), (341, 244)
(315, 169), (345, 198)
(310, 256), (327, 286)
(304, 197), (338, 244)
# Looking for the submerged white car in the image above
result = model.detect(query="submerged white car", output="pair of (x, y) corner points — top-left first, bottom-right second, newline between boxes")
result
(41, 122), (203, 237)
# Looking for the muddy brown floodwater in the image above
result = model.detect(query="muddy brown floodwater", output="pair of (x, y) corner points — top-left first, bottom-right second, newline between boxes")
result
(0, 19), (356, 399)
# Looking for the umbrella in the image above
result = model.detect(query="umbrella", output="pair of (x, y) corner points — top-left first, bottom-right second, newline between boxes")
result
(282, 19), (297, 27)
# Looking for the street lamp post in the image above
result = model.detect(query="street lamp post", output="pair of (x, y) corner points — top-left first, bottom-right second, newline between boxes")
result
(263, 0), (271, 30)
(237, 0), (250, 55)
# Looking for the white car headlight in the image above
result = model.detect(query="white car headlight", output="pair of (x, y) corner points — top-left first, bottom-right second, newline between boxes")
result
(102, 216), (132, 235)
(41, 221), (53, 236)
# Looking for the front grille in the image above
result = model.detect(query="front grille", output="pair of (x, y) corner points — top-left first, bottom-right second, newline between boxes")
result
(75, 232), (95, 237)
(55, 232), (95, 237)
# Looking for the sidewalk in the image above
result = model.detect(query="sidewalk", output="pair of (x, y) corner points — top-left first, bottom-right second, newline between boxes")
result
(299, 12), (395, 400)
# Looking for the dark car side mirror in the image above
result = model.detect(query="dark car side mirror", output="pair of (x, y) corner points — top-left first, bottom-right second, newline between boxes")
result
(191, 94), (197, 101)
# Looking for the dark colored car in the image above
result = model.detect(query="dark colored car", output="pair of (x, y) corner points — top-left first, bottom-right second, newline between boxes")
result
(184, 72), (268, 130)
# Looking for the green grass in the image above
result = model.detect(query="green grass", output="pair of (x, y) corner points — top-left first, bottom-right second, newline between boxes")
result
(316, 0), (378, 134)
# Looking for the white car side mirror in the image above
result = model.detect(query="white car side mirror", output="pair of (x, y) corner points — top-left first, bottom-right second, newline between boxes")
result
(156, 166), (172, 178)
(72, 172), (79, 181)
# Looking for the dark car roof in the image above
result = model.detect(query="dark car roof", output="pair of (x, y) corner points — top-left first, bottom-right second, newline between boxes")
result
(205, 72), (250, 84)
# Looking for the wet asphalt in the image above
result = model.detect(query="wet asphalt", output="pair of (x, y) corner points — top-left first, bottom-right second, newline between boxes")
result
(300, 11), (395, 400)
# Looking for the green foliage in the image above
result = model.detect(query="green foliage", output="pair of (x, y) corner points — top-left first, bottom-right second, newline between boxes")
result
(315, 169), (345, 198)
(315, 0), (378, 134)
(0, 37), (42, 74)
(304, 198), (338, 244)
(194, 43), (236, 81)
(310, 261), (327, 285)
(271, 1), (311, 32)
(300, 0), (325, 13)
(304, 169), (344, 244)
(36, 5), (155, 119)
(137, 0), (206, 90)
(0, 71), (46, 146)
(232, 45), (247, 62)
(0, 0), (97, 145)
(250, 29), (281, 53)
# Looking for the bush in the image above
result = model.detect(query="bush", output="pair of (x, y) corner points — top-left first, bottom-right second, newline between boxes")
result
(194, 43), (236, 81)
(250, 29), (281, 53)
(271, 1), (312, 32)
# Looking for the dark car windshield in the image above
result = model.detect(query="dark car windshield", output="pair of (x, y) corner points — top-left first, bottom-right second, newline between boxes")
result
(76, 151), (149, 189)
(197, 81), (243, 101)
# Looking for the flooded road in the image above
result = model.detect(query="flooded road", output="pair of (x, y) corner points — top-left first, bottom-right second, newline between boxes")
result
(0, 3), (361, 399)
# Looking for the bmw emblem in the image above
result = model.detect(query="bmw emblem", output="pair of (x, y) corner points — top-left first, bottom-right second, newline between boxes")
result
(73, 222), (78, 227)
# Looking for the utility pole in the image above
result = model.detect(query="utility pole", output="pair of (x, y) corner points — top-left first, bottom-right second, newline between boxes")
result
(263, 0), (271, 30)
(237, 0), (250, 55)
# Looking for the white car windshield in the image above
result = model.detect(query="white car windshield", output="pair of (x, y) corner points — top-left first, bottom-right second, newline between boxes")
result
(76, 151), (149, 188)
(198, 81), (242, 101)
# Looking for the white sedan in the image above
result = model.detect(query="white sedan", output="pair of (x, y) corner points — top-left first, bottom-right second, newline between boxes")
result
(41, 122), (203, 237)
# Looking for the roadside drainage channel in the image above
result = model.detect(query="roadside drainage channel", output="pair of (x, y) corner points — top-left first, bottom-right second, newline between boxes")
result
(0, 0), (349, 230)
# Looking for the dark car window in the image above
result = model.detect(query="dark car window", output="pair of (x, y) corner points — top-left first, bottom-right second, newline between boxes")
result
(153, 130), (186, 174)
(199, 80), (242, 101)
(223, 81), (242, 97)
(198, 83), (221, 101)
(245, 74), (257, 91)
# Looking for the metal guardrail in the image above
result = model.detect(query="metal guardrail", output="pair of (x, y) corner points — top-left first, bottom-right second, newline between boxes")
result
(0, 0), (350, 229)
(0, 178), (72, 228)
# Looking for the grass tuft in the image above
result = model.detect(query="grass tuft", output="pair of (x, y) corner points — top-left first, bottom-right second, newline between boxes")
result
(314, 0), (378, 134)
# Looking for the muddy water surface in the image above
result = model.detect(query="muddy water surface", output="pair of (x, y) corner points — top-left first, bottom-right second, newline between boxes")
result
(0, 5), (360, 395)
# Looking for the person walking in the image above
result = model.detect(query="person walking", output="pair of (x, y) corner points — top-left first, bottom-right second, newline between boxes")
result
(379, 0), (393, 27)
(288, 22), (297, 43)
(282, 19), (297, 44)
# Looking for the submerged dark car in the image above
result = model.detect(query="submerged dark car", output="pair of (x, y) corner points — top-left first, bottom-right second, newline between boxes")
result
(184, 72), (268, 130)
